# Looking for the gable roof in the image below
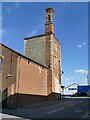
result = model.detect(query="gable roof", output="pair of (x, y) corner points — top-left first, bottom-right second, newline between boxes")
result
(24, 32), (60, 45)
(65, 83), (79, 89)
(24, 33), (46, 40)
(0, 43), (48, 69)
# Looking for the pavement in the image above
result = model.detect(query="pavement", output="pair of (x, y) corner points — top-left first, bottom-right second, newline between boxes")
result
(1, 97), (90, 119)
(18, 98), (68, 109)
(15, 97), (90, 109)
(0, 113), (26, 119)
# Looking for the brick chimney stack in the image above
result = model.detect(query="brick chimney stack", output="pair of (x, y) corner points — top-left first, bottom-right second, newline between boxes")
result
(45, 8), (54, 34)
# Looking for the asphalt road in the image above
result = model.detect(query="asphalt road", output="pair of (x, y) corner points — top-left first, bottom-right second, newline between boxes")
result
(1, 98), (90, 119)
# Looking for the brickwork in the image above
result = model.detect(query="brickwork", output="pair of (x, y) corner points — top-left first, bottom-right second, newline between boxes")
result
(45, 23), (54, 34)
(24, 7), (61, 100)
(52, 35), (61, 95)
(1, 7), (62, 108)
(45, 33), (61, 99)
(19, 57), (48, 96)
(45, 33), (52, 97)
(45, 8), (54, 34)
(1, 44), (18, 95)
(1, 43), (48, 108)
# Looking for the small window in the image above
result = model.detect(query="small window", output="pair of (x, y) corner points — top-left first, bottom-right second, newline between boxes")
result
(68, 88), (77, 90)
(48, 15), (51, 22)
(0, 57), (3, 72)
(54, 42), (57, 52)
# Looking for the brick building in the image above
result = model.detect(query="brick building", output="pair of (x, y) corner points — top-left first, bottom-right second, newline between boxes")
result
(0, 7), (62, 108)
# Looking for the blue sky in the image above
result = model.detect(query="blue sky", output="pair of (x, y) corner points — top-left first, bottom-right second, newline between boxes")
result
(1, 2), (88, 87)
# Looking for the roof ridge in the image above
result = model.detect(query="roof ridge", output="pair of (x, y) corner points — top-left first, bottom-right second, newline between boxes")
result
(0, 43), (48, 68)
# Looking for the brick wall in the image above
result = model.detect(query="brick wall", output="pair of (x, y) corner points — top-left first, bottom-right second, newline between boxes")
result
(1, 44), (48, 108)
(18, 57), (48, 96)
(52, 34), (61, 94)
(1, 44), (18, 96)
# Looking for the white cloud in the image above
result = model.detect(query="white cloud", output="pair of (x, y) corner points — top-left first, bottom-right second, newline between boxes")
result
(75, 69), (88, 74)
(32, 31), (36, 34)
(14, 2), (20, 8)
(77, 42), (86, 48)
(31, 29), (38, 35)
(78, 44), (82, 48)
(82, 42), (86, 45)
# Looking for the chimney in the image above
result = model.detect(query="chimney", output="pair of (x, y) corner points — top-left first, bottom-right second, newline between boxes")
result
(45, 7), (54, 34)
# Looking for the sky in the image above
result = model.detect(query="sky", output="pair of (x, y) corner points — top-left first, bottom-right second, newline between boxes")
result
(1, 2), (88, 87)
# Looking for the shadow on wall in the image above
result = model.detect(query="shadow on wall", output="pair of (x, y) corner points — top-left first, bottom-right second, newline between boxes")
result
(1, 93), (61, 119)
(2, 92), (61, 109)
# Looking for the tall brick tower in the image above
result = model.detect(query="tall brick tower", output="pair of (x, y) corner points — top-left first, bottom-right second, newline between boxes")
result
(45, 8), (54, 34)
(45, 8), (61, 99)
(24, 7), (61, 100)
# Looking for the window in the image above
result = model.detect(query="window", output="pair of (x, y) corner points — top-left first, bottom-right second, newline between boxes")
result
(54, 56), (57, 65)
(54, 42), (57, 52)
(0, 57), (3, 72)
(68, 88), (77, 90)
(48, 15), (51, 22)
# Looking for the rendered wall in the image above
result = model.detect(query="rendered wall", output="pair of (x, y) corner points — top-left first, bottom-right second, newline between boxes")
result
(24, 36), (46, 66)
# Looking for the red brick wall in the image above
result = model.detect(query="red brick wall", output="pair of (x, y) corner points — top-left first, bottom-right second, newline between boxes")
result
(45, 33), (61, 99)
(45, 34), (52, 96)
(1, 44), (18, 96)
(1, 44), (48, 108)
(19, 57), (48, 96)
(52, 35), (61, 94)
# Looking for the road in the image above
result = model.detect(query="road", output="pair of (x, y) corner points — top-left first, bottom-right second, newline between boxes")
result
(1, 98), (90, 119)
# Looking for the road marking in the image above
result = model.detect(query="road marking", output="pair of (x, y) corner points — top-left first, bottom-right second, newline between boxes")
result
(81, 112), (88, 119)
(68, 104), (75, 107)
(79, 100), (84, 103)
(48, 107), (65, 114)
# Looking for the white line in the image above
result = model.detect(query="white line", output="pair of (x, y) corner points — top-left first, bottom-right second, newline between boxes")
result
(48, 107), (65, 114)
(81, 112), (88, 119)
(79, 100), (84, 103)
(68, 104), (75, 107)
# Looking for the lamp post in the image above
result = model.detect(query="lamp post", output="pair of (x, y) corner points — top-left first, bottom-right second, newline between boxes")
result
(61, 71), (64, 98)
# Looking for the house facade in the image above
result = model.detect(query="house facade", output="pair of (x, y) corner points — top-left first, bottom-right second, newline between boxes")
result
(0, 7), (62, 108)
(62, 83), (79, 97)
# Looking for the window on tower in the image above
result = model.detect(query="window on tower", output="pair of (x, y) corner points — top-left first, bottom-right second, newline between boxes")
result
(48, 15), (51, 22)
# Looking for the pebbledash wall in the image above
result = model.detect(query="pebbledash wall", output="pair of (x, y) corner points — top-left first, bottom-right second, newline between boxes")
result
(1, 7), (62, 108)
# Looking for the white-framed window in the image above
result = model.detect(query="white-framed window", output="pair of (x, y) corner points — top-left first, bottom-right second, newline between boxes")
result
(54, 56), (57, 65)
(54, 42), (57, 52)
